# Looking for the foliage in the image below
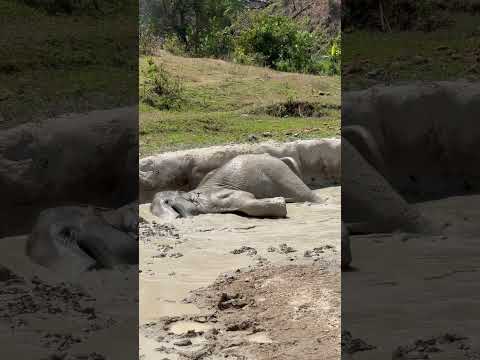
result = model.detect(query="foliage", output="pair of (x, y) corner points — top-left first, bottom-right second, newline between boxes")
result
(233, 13), (339, 75)
(163, 34), (187, 56)
(142, 0), (244, 55)
(140, 58), (184, 110)
(21, 0), (130, 14)
(140, 0), (340, 75)
(139, 22), (159, 55)
(342, 0), (451, 31)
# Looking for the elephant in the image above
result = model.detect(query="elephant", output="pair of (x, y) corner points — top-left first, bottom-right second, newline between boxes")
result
(342, 126), (439, 235)
(26, 203), (138, 277)
(151, 153), (322, 219)
(341, 125), (443, 270)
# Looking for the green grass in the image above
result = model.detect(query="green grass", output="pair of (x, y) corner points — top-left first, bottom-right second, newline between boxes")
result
(0, 0), (137, 128)
(140, 52), (340, 156)
(343, 13), (480, 90)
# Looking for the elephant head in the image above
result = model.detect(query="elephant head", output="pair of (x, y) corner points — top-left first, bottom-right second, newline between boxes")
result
(150, 191), (205, 219)
(26, 206), (138, 277)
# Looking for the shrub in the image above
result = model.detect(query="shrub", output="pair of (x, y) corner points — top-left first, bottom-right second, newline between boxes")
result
(234, 15), (313, 70)
(139, 23), (159, 55)
(162, 34), (187, 56)
(140, 58), (184, 110)
(233, 13), (339, 75)
(197, 27), (234, 58)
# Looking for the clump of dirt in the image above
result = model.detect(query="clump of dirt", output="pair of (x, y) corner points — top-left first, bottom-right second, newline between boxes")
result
(392, 333), (479, 359)
(230, 246), (258, 256)
(342, 330), (376, 355)
(142, 264), (340, 359)
(139, 221), (180, 241)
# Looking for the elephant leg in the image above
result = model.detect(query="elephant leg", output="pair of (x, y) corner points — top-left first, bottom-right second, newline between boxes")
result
(239, 197), (287, 218)
(267, 162), (322, 203)
(209, 190), (287, 218)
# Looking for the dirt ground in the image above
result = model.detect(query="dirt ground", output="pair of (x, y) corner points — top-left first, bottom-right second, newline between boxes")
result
(343, 195), (480, 359)
(0, 236), (137, 359)
(139, 187), (341, 359)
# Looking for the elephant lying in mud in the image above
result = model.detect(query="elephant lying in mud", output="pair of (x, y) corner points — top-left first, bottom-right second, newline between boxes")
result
(151, 153), (322, 219)
(342, 125), (439, 235)
(27, 203), (138, 276)
(341, 125), (442, 269)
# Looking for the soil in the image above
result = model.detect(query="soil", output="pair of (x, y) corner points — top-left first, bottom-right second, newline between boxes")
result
(139, 187), (341, 359)
(343, 194), (480, 359)
(0, 235), (137, 359)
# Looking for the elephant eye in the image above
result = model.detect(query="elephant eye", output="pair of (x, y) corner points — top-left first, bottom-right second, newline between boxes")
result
(164, 199), (170, 205)
(59, 227), (76, 244)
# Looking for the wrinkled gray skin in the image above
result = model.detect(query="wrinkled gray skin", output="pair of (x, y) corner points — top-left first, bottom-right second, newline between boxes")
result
(342, 125), (442, 269)
(26, 203), (138, 277)
(342, 125), (439, 235)
(151, 154), (322, 219)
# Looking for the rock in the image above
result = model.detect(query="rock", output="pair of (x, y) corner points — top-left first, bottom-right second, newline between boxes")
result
(262, 132), (273, 137)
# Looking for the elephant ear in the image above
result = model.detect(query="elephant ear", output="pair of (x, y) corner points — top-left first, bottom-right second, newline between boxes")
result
(342, 125), (387, 177)
(280, 157), (302, 178)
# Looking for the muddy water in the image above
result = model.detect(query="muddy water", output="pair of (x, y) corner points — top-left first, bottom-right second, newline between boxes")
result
(139, 187), (341, 359)
(343, 195), (480, 359)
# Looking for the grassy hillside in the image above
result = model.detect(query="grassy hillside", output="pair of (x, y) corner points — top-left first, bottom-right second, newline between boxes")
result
(343, 13), (480, 90)
(139, 51), (340, 156)
(0, 0), (137, 129)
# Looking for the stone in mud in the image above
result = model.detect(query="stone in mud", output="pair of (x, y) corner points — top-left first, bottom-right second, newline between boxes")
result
(217, 293), (248, 310)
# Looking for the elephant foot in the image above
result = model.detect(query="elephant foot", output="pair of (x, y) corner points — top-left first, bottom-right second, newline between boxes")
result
(240, 197), (287, 218)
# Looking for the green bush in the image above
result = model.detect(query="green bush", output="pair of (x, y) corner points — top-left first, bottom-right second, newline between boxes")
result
(196, 27), (234, 58)
(162, 34), (187, 56)
(233, 13), (339, 75)
(140, 58), (184, 110)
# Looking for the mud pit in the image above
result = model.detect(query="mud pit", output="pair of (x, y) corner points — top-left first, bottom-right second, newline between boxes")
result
(0, 235), (137, 359)
(139, 187), (341, 359)
(342, 82), (480, 358)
